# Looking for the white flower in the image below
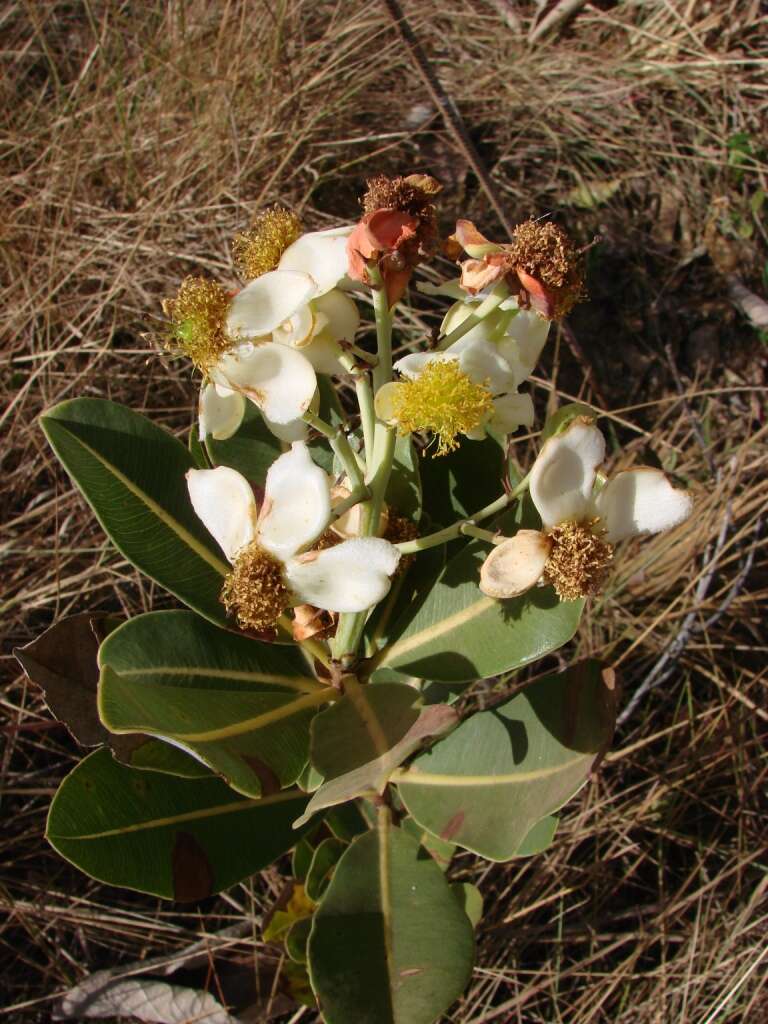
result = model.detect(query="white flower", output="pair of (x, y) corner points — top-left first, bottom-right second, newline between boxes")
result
(200, 239), (360, 443)
(375, 331), (535, 454)
(187, 442), (400, 630)
(480, 418), (693, 601)
(278, 225), (354, 295)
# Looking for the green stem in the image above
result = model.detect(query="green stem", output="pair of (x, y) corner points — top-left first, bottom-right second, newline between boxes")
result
(303, 411), (364, 491)
(460, 524), (502, 544)
(331, 484), (371, 520)
(369, 264), (393, 392)
(436, 281), (509, 351)
(395, 473), (531, 554)
(338, 351), (375, 470)
(332, 264), (398, 663)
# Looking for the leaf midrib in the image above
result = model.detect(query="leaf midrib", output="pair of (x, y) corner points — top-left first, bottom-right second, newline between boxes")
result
(45, 417), (229, 576)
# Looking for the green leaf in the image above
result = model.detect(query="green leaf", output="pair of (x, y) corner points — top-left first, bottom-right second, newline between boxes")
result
(41, 398), (229, 624)
(419, 434), (503, 526)
(308, 822), (475, 1024)
(541, 402), (596, 442)
(450, 883), (483, 929)
(305, 836), (346, 902)
(286, 916), (313, 964)
(125, 736), (213, 778)
(98, 611), (333, 797)
(14, 613), (206, 778)
(401, 818), (455, 872)
(373, 510), (584, 684)
(386, 434), (422, 522)
(206, 401), (282, 482)
(188, 428), (209, 468)
(47, 748), (314, 900)
(326, 802), (370, 842)
(514, 814), (559, 857)
(295, 685), (457, 827)
(396, 661), (616, 861)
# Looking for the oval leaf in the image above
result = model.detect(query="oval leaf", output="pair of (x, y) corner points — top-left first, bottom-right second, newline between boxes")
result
(47, 748), (314, 900)
(41, 398), (229, 624)
(373, 533), (583, 683)
(98, 611), (333, 797)
(396, 661), (616, 860)
(308, 823), (474, 1024)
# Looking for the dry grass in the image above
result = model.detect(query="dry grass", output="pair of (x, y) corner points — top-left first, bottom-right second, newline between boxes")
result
(2, 1), (767, 1021)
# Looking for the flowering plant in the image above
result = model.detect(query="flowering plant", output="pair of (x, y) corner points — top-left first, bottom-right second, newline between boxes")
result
(19, 175), (692, 1023)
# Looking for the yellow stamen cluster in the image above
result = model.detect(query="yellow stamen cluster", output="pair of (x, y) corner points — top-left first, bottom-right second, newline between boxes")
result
(162, 277), (232, 371)
(543, 519), (613, 602)
(221, 542), (291, 632)
(510, 220), (586, 317)
(391, 360), (493, 457)
(232, 207), (301, 281)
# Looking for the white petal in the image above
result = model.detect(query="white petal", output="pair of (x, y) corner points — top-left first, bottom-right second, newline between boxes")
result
(393, 351), (449, 380)
(278, 226), (354, 296)
(479, 530), (552, 599)
(488, 392), (534, 434)
(497, 310), (550, 377)
(273, 303), (315, 348)
(313, 288), (360, 343)
(215, 342), (317, 424)
(595, 467), (693, 543)
(258, 441), (331, 560)
(186, 466), (257, 562)
(198, 383), (245, 441)
(261, 413), (309, 443)
(530, 419), (605, 529)
(300, 331), (346, 375)
(226, 270), (317, 338)
(454, 337), (517, 395)
(285, 538), (400, 612)
(374, 381), (405, 424)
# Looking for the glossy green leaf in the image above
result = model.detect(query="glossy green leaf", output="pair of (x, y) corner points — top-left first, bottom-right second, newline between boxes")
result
(308, 822), (475, 1024)
(514, 814), (559, 857)
(98, 611), (333, 797)
(373, 508), (584, 683)
(419, 433), (503, 526)
(386, 434), (422, 522)
(305, 837), (346, 902)
(41, 398), (228, 624)
(286, 916), (313, 964)
(396, 661), (616, 861)
(188, 428), (209, 468)
(401, 818), (455, 872)
(326, 802), (370, 842)
(47, 748), (314, 900)
(295, 686), (457, 826)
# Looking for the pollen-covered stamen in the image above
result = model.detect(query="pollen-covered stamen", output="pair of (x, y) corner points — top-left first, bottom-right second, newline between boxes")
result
(162, 277), (232, 371)
(221, 541), (291, 631)
(543, 518), (613, 601)
(232, 207), (302, 281)
(509, 220), (586, 317)
(390, 360), (493, 457)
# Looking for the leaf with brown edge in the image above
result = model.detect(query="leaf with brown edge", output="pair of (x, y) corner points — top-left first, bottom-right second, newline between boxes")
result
(15, 613), (212, 779)
(14, 613), (120, 747)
